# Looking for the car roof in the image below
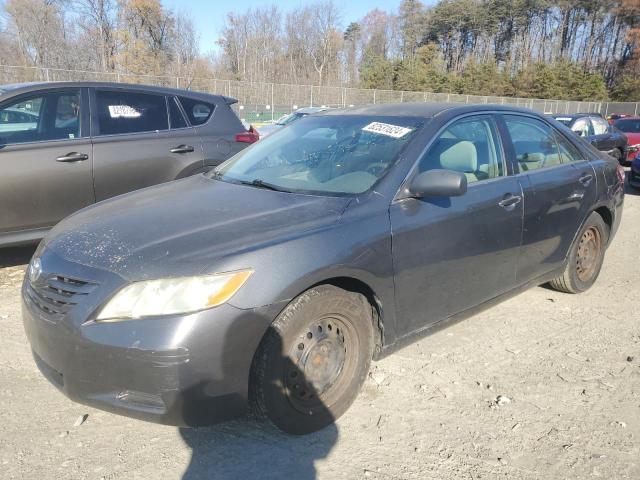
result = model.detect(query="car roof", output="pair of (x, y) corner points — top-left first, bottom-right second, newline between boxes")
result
(0, 81), (237, 105)
(318, 102), (545, 118)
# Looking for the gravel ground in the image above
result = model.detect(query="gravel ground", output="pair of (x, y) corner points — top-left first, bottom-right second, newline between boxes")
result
(1, 184), (638, 480)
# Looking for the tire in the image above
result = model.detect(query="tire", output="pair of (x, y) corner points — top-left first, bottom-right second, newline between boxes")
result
(250, 285), (374, 434)
(548, 212), (609, 294)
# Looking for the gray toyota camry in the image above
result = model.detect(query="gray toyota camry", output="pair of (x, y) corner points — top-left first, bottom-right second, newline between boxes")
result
(23, 103), (624, 434)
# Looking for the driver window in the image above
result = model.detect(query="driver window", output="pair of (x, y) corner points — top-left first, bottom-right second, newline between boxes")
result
(571, 117), (592, 137)
(503, 115), (561, 172)
(591, 116), (609, 135)
(419, 115), (503, 184)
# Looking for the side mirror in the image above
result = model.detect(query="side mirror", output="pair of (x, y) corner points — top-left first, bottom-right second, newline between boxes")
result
(573, 129), (584, 137)
(408, 169), (468, 198)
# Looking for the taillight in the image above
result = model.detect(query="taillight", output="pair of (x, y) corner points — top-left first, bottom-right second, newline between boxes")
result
(235, 125), (259, 144)
(616, 163), (625, 184)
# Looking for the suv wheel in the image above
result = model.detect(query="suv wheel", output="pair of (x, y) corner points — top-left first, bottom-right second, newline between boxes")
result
(549, 212), (609, 294)
(251, 285), (374, 434)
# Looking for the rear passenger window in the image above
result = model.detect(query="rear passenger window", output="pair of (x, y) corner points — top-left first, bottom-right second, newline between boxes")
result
(95, 90), (168, 136)
(554, 131), (584, 163)
(419, 115), (503, 184)
(503, 115), (561, 172)
(168, 97), (188, 129)
(178, 97), (214, 125)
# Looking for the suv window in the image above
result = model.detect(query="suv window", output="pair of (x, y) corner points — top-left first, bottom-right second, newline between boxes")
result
(168, 97), (188, 129)
(0, 90), (80, 145)
(419, 115), (503, 184)
(591, 116), (609, 135)
(95, 90), (168, 136)
(503, 115), (562, 172)
(178, 96), (214, 125)
(554, 131), (584, 163)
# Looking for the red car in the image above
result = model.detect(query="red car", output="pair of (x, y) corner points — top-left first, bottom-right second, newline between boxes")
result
(613, 116), (640, 163)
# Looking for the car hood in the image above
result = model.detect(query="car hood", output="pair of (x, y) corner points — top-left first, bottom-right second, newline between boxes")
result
(43, 175), (351, 281)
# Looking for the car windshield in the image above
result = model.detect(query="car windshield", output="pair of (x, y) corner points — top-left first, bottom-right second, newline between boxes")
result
(212, 115), (423, 195)
(276, 112), (304, 126)
(614, 119), (640, 133)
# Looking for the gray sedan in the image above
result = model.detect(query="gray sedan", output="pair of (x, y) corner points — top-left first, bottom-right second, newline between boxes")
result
(0, 82), (257, 247)
(23, 103), (624, 434)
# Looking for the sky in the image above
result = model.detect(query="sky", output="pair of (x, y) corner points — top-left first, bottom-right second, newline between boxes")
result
(163, 0), (405, 54)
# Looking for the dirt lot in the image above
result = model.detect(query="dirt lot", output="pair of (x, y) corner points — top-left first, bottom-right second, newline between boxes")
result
(1, 186), (638, 480)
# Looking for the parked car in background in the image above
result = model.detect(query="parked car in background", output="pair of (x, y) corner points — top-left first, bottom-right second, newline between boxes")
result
(606, 113), (630, 124)
(552, 113), (628, 163)
(612, 116), (640, 164)
(629, 153), (640, 190)
(23, 103), (624, 435)
(257, 106), (332, 137)
(0, 82), (257, 247)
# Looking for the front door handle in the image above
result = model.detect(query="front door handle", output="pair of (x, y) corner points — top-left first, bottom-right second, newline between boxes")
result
(579, 173), (593, 186)
(567, 192), (585, 201)
(56, 152), (89, 162)
(498, 194), (522, 210)
(170, 145), (195, 154)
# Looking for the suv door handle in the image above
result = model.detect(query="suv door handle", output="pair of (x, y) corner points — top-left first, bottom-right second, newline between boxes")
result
(56, 152), (89, 162)
(170, 145), (195, 154)
(498, 194), (522, 210)
(579, 174), (593, 186)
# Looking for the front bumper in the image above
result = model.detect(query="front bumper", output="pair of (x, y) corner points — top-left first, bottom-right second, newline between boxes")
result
(22, 250), (283, 426)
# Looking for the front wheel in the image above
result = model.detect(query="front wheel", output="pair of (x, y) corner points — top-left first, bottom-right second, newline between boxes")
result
(549, 212), (609, 294)
(250, 285), (374, 434)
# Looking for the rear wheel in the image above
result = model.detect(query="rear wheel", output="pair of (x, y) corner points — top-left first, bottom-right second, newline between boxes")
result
(549, 212), (608, 293)
(250, 285), (374, 434)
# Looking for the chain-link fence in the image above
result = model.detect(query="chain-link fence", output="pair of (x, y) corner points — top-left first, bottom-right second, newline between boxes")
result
(1, 64), (638, 124)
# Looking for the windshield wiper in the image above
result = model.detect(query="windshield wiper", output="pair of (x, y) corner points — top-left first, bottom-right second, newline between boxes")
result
(238, 179), (289, 192)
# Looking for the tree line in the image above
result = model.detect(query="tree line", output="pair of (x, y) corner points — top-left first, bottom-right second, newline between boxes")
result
(0, 0), (638, 101)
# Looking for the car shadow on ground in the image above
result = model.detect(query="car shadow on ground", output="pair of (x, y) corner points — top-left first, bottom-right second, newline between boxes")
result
(180, 419), (338, 480)
(0, 244), (36, 268)
(179, 324), (339, 480)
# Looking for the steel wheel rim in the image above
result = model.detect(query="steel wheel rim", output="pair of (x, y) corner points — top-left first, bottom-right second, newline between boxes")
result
(284, 315), (356, 414)
(576, 226), (602, 282)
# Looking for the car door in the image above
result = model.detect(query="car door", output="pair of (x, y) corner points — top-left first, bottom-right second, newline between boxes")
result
(500, 114), (597, 283)
(90, 88), (204, 201)
(390, 114), (523, 336)
(0, 87), (94, 234)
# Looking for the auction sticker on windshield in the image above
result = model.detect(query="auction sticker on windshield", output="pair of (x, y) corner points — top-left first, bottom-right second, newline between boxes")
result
(362, 122), (413, 138)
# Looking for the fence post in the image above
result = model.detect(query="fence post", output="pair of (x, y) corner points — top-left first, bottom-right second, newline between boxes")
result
(635, 103), (638, 116)
(400, 90), (404, 103)
(373, 89), (376, 104)
(176, 77), (179, 89)
(271, 83), (274, 122)
(45, 68), (50, 82)
(310, 86), (313, 107)
(342, 87), (345, 108)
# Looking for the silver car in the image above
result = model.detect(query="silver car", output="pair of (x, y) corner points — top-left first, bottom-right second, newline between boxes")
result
(0, 81), (257, 247)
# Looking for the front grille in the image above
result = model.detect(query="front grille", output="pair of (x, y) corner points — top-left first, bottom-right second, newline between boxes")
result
(26, 274), (97, 319)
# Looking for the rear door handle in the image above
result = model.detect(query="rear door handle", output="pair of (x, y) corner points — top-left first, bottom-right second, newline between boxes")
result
(56, 152), (89, 162)
(579, 174), (593, 186)
(170, 145), (195, 154)
(498, 194), (522, 210)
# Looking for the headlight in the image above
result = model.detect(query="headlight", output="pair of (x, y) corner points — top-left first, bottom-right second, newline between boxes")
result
(96, 270), (253, 321)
